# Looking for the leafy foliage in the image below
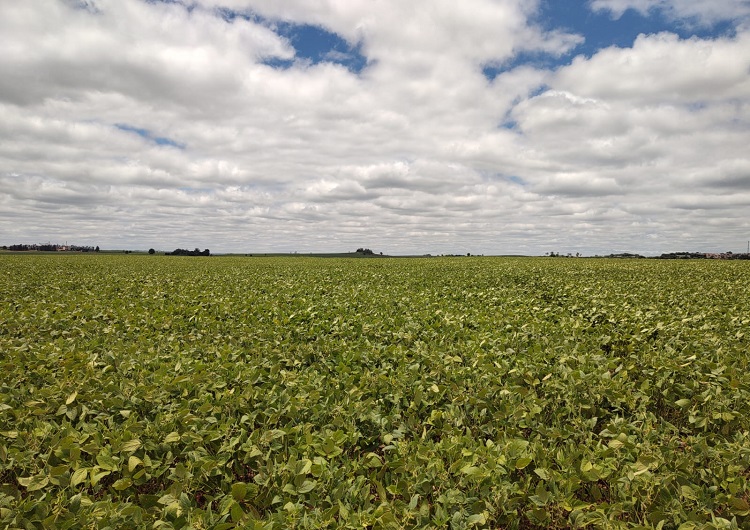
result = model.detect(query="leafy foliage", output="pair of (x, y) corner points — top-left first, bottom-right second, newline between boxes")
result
(1, 255), (749, 529)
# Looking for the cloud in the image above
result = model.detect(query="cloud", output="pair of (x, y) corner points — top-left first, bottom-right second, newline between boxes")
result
(0, 0), (748, 255)
(590, 0), (750, 26)
(1, 2), (290, 108)
(497, 27), (750, 251)
(554, 32), (750, 104)
(193, 0), (581, 61)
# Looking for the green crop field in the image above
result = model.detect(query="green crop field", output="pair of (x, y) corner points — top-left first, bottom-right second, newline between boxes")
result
(1, 254), (749, 529)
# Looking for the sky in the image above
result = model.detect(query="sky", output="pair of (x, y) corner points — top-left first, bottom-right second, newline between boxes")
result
(1, 0), (749, 256)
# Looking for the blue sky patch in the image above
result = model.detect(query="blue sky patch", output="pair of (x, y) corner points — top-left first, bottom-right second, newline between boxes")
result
(483, 0), (738, 81)
(178, 186), (213, 194)
(265, 22), (367, 73)
(68, 1), (99, 13)
(537, 1), (735, 57)
(480, 172), (527, 186)
(482, 50), (562, 81)
(500, 118), (520, 131)
(115, 124), (185, 149)
(144, 0), (192, 9)
(209, 7), (367, 73)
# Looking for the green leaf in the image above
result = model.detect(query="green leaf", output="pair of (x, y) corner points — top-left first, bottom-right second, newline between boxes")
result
(408, 494), (420, 510)
(66, 391), (78, 404)
(373, 479), (387, 502)
(675, 399), (691, 407)
(158, 494), (178, 505)
(69, 493), (82, 513)
(19, 474), (49, 491)
(681, 485), (698, 501)
(515, 457), (532, 470)
(164, 432), (180, 443)
(179, 493), (192, 513)
(91, 470), (111, 486)
(232, 482), (248, 502)
(128, 455), (143, 472)
(297, 480), (317, 494)
(71, 468), (88, 487)
(165, 500), (182, 519)
(467, 513), (487, 526)
(296, 458), (312, 475)
(730, 497), (750, 515)
(120, 439), (142, 453)
(461, 465), (481, 476)
(230, 501), (245, 522)
(96, 453), (118, 471)
(113, 478), (132, 490)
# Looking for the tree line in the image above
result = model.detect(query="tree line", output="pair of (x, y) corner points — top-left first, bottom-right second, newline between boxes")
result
(164, 248), (210, 256)
(3, 243), (99, 252)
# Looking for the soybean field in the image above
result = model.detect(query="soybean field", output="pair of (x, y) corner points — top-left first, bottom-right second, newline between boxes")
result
(1, 254), (749, 529)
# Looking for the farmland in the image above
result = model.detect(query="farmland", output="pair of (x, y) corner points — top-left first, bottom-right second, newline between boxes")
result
(1, 254), (749, 529)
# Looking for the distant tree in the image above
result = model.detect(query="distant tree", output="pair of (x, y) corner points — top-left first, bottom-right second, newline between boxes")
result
(95, 246), (100, 252)
(166, 248), (210, 256)
(148, 248), (155, 255)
